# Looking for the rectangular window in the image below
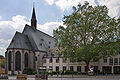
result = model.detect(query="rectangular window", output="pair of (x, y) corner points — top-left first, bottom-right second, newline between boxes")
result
(119, 58), (120, 65)
(94, 66), (98, 72)
(85, 66), (87, 72)
(70, 59), (73, 62)
(35, 56), (37, 61)
(56, 66), (59, 71)
(104, 59), (107, 63)
(56, 58), (59, 63)
(63, 66), (66, 71)
(43, 66), (46, 68)
(43, 59), (46, 63)
(63, 58), (67, 63)
(70, 66), (74, 71)
(114, 58), (118, 65)
(109, 58), (113, 65)
(49, 66), (52, 70)
(77, 66), (81, 72)
(49, 66), (52, 68)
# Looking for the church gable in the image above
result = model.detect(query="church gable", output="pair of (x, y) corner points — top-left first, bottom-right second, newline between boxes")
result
(8, 31), (33, 50)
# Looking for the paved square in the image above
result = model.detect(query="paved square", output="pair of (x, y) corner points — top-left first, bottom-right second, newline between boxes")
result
(8, 75), (120, 80)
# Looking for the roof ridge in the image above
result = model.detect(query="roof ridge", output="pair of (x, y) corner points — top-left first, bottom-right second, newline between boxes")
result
(23, 24), (54, 38)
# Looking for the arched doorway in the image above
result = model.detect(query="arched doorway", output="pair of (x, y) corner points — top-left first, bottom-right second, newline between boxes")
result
(24, 52), (28, 68)
(8, 52), (12, 71)
(15, 51), (21, 71)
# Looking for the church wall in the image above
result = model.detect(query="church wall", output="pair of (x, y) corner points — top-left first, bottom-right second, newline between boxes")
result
(35, 51), (46, 72)
(28, 51), (35, 69)
(6, 49), (14, 75)
(6, 48), (35, 75)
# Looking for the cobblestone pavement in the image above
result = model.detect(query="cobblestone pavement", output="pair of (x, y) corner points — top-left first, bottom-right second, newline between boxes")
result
(8, 75), (120, 80)
(48, 78), (120, 80)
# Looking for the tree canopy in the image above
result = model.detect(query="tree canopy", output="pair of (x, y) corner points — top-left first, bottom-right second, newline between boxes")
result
(0, 55), (4, 58)
(53, 1), (120, 72)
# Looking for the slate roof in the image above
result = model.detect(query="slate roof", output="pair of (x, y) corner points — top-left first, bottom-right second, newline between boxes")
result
(22, 24), (55, 52)
(8, 24), (55, 52)
(8, 31), (33, 50)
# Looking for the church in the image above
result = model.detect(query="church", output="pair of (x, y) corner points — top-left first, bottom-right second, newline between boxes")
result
(5, 7), (55, 75)
(5, 7), (120, 75)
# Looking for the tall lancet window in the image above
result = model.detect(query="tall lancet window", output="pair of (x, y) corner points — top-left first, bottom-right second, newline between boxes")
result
(24, 52), (28, 68)
(8, 52), (12, 71)
(15, 51), (21, 71)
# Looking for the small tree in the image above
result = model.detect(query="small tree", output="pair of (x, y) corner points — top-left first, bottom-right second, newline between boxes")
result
(54, 2), (120, 73)
(0, 55), (4, 58)
(0, 61), (5, 69)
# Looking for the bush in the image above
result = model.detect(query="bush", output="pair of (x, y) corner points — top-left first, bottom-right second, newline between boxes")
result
(48, 71), (79, 75)
(33, 72), (37, 75)
(23, 67), (34, 75)
(52, 71), (59, 75)
(65, 70), (78, 74)
(39, 71), (48, 74)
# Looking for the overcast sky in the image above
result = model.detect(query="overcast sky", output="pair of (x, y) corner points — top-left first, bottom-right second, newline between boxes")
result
(0, 0), (120, 56)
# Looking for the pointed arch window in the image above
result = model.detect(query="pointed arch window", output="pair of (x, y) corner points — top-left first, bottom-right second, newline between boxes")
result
(8, 52), (12, 71)
(15, 51), (21, 71)
(24, 52), (28, 68)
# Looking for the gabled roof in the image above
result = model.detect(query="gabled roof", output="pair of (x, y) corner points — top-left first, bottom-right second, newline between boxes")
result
(8, 31), (33, 50)
(22, 24), (55, 52)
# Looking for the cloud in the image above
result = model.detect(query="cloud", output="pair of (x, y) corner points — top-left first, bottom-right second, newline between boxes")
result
(55, 0), (96, 11)
(0, 16), (2, 20)
(0, 47), (5, 56)
(45, 0), (55, 5)
(45, 0), (120, 18)
(38, 21), (64, 36)
(98, 0), (120, 18)
(0, 15), (63, 56)
(0, 39), (10, 56)
(0, 15), (29, 55)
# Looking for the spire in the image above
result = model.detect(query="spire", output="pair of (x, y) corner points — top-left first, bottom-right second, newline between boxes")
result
(31, 3), (37, 29)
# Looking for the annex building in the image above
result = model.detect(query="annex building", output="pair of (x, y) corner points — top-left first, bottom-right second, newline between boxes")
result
(5, 7), (120, 75)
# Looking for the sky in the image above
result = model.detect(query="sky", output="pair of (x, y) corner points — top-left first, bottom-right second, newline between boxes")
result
(0, 0), (120, 56)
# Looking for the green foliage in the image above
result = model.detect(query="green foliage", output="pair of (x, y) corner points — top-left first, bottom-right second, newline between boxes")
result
(51, 71), (59, 75)
(65, 70), (78, 74)
(54, 1), (120, 72)
(23, 67), (35, 75)
(39, 71), (48, 74)
(0, 61), (5, 69)
(0, 55), (4, 58)
(33, 72), (37, 75)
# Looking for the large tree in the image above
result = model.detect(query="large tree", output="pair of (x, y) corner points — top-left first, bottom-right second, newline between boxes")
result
(54, 2), (120, 72)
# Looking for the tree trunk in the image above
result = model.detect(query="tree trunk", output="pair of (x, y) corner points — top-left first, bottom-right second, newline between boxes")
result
(85, 61), (89, 75)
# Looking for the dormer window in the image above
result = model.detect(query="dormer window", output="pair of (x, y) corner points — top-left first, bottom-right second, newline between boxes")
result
(48, 46), (50, 48)
(49, 42), (51, 44)
(35, 56), (37, 61)
(40, 43), (42, 46)
(41, 39), (44, 41)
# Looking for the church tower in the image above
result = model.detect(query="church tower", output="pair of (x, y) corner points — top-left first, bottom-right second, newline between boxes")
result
(31, 6), (37, 29)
